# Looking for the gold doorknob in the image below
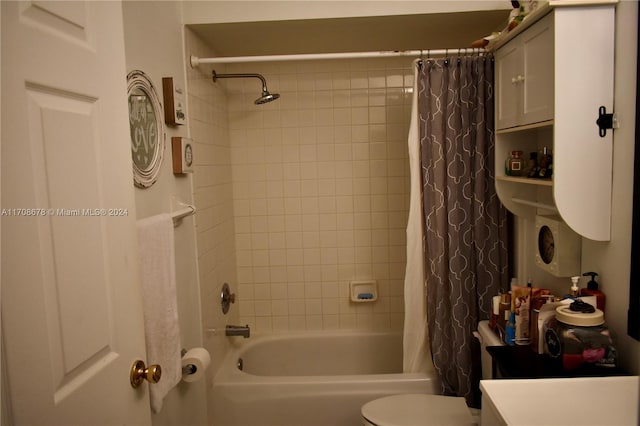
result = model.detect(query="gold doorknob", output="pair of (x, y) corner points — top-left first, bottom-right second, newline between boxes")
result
(130, 359), (162, 388)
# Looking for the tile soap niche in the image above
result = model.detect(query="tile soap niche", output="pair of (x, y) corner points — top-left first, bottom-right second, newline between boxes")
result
(350, 280), (377, 302)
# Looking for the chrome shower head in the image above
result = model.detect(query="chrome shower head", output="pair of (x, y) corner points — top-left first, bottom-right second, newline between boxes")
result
(255, 90), (280, 105)
(212, 70), (280, 105)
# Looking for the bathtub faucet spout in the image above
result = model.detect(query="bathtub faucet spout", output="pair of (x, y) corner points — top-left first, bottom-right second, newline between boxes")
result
(226, 324), (250, 338)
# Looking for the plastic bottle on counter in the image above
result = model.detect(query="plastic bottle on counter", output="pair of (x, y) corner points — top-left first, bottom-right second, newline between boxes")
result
(505, 311), (516, 345)
(579, 272), (606, 312)
(491, 295), (500, 329)
(570, 276), (580, 297)
(498, 291), (511, 332)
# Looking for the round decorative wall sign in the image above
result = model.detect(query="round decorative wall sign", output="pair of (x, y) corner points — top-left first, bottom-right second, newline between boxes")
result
(127, 70), (164, 188)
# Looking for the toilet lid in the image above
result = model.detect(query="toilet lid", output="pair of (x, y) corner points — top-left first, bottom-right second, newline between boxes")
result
(361, 394), (474, 426)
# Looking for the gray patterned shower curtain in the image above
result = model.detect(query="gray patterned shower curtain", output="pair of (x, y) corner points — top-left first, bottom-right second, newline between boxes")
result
(417, 55), (509, 406)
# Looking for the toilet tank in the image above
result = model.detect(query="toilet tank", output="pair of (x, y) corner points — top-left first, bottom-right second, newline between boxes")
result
(475, 320), (505, 380)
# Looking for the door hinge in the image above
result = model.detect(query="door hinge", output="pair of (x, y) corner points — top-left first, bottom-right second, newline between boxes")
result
(596, 105), (618, 137)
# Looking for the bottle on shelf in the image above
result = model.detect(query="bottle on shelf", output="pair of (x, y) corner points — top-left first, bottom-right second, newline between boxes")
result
(537, 147), (553, 178)
(579, 271), (606, 312)
(525, 151), (538, 178)
(507, 150), (524, 176)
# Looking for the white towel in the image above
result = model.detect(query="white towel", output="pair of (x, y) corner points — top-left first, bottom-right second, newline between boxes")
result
(137, 214), (182, 413)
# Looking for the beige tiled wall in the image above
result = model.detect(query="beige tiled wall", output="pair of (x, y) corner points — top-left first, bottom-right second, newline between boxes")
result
(185, 29), (239, 390)
(223, 58), (415, 333)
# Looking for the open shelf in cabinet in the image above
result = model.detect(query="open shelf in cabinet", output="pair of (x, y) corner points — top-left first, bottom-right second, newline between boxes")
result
(496, 120), (554, 135)
(511, 197), (557, 212)
(495, 123), (555, 218)
(495, 176), (556, 217)
(496, 176), (552, 187)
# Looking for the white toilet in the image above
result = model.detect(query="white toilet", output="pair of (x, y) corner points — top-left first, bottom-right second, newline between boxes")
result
(361, 393), (474, 426)
(360, 321), (501, 426)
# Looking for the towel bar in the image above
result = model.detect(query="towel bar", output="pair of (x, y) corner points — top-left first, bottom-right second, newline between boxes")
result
(171, 204), (196, 226)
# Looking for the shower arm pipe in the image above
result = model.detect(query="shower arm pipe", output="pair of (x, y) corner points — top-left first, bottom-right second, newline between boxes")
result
(213, 71), (268, 90)
(190, 48), (485, 66)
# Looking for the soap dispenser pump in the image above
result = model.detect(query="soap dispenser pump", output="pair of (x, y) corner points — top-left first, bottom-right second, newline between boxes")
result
(570, 276), (580, 297)
(579, 272), (606, 312)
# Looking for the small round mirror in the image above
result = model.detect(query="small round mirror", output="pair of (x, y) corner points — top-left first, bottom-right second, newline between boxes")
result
(127, 70), (164, 188)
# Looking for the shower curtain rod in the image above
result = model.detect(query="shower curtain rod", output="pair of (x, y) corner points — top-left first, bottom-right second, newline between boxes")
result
(190, 47), (485, 66)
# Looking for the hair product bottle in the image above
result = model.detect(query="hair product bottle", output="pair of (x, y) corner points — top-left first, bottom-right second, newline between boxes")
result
(579, 272), (606, 312)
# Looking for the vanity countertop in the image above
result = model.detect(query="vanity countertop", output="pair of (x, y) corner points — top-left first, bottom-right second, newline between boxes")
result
(480, 375), (639, 425)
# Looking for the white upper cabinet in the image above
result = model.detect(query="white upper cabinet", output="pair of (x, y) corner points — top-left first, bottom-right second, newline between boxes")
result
(496, 13), (554, 130)
(493, 3), (616, 241)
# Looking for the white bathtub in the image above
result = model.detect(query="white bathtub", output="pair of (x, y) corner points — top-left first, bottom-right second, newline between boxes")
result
(211, 330), (438, 426)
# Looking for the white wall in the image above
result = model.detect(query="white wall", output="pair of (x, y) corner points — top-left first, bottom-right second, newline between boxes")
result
(122, 2), (207, 424)
(182, 1), (509, 24)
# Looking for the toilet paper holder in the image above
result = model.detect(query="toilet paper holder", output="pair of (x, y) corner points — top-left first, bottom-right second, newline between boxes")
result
(181, 348), (197, 376)
(180, 347), (211, 383)
(182, 364), (197, 375)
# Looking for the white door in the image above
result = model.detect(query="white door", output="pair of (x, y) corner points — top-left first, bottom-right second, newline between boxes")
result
(1, 1), (151, 424)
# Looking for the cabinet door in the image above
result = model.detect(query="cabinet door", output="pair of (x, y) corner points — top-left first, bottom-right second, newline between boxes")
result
(521, 13), (554, 125)
(495, 41), (522, 130)
(554, 6), (614, 241)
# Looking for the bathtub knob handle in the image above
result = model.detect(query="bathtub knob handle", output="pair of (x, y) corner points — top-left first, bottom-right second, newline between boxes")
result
(130, 360), (162, 388)
(221, 282), (235, 315)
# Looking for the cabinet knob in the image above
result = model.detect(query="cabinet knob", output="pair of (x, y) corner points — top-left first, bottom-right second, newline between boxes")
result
(511, 75), (525, 84)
